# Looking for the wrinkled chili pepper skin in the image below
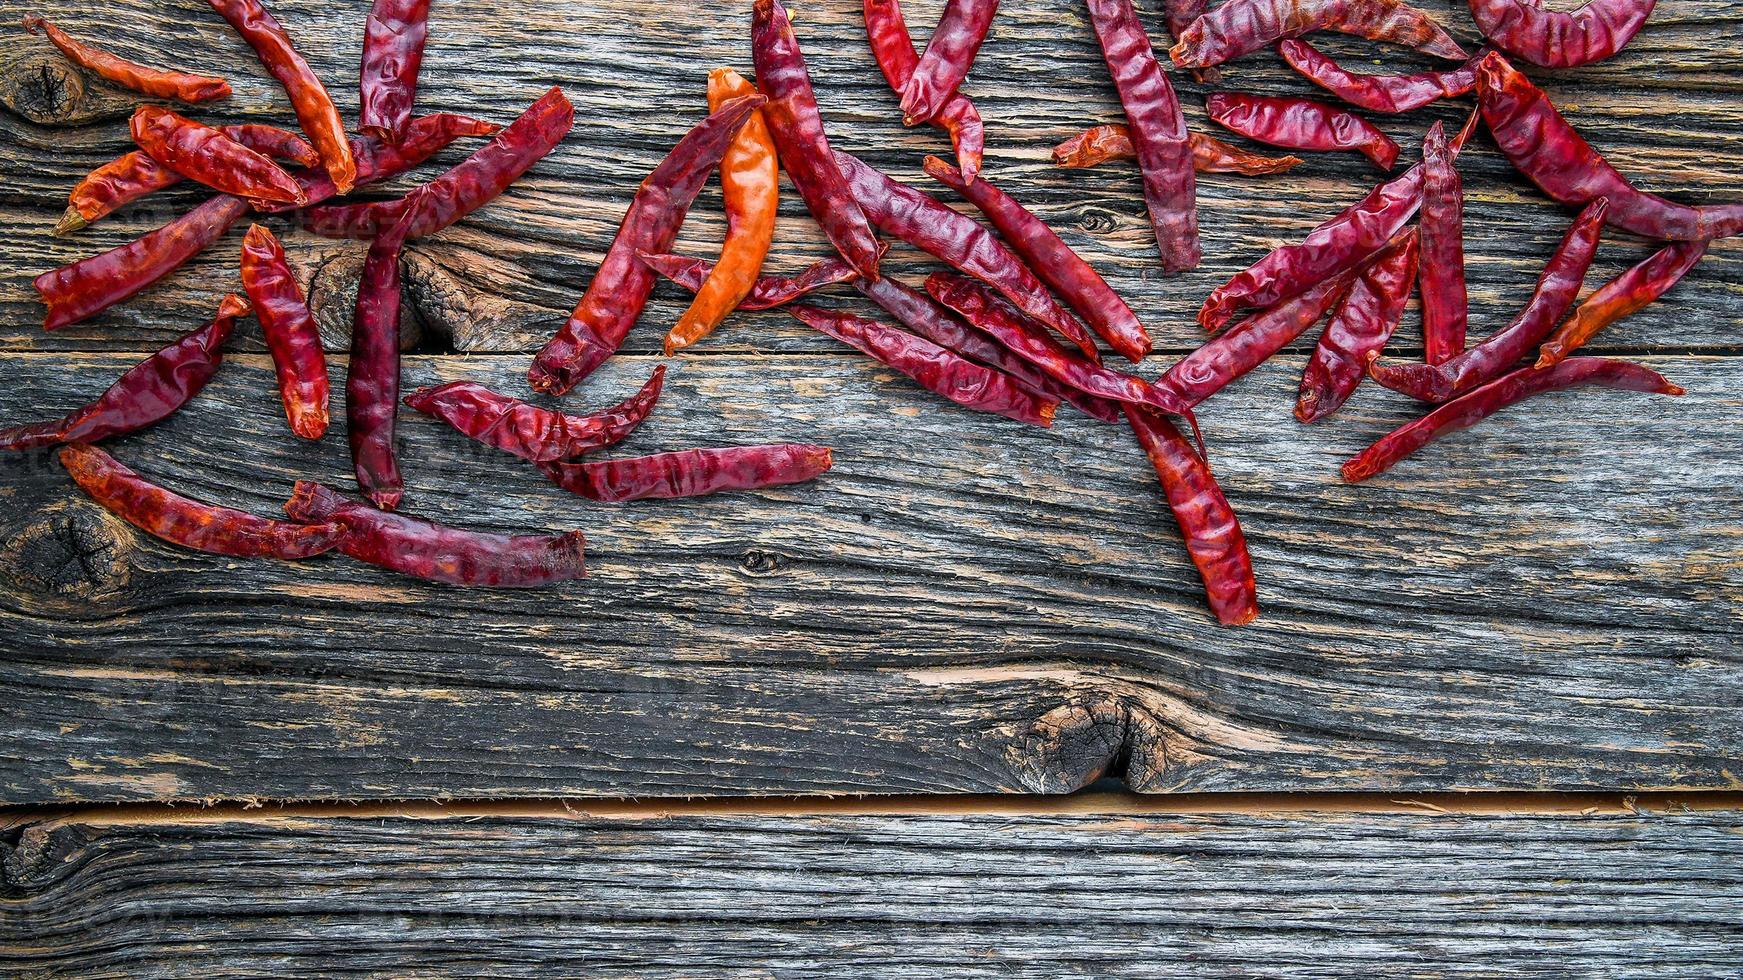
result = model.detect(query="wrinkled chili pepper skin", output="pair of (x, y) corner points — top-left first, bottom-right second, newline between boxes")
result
(60, 444), (344, 559)
(1370, 199), (1608, 403)
(1477, 53), (1743, 241)
(1469, 0), (1654, 69)
(1206, 93), (1400, 171)
(1418, 121), (1467, 365)
(404, 366), (665, 463)
(1342, 358), (1683, 482)
(1124, 406), (1259, 626)
(1536, 238), (1707, 369)
(638, 251), (859, 311)
(1086, 0), (1199, 273)
(1163, 0), (1222, 82)
(348, 200), (420, 512)
(22, 15), (230, 101)
(207, 0), (357, 194)
(1053, 125), (1303, 175)
(285, 480), (588, 586)
(863, 0), (985, 182)
(898, 0), (999, 125)
(358, 0), (432, 141)
(541, 444), (834, 503)
(1163, 272), (1355, 408)
(1296, 229), (1417, 423)
(1278, 39), (1477, 114)
(1, 294), (247, 451)
(527, 95), (764, 396)
(753, 0), (883, 280)
(1171, 0), (1469, 67)
(130, 106), (307, 206)
(240, 224), (328, 440)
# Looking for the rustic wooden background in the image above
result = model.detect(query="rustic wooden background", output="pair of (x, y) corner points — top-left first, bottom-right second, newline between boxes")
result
(1, 0), (1740, 972)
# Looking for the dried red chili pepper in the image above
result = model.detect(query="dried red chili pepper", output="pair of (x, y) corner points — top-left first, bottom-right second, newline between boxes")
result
(862, 0), (985, 182)
(281, 112), (503, 209)
(898, 0), (998, 125)
(753, 0), (882, 280)
(60, 444), (343, 559)
(1053, 125), (1303, 175)
(1124, 406), (1258, 626)
(1469, 0), (1654, 69)
(348, 193), (423, 512)
(1342, 358), (1683, 482)
(1277, 39), (1477, 114)
(285, 480), (588, 586)
(527, 95), (765, 396)
(1206, 93), (1400, 171)
(638, 251), (859, 311)
(1369, 199), (1608, 403)
(130, 106), (308, 206)
(404, 366), (665, 463)
(1296, 229), (1417, 423)
(206, 0), (357, 193)
(1477, 52), (1743, 241)
(790, 304), (1058, 427)
(1170, 0), (1469, 67)
(22, 15), (230, 102)
(1163, 272), (1354, 407)
(1162, 0), (1222, 82)
(1, 294), (247, 451)
(358, 0), (432, 141)
(1086, 0), (1198, 272)
(239, 224), (328, 440)
(1535, 238), (1707, 369)
(541, 444), (834, 502)
(1418, 121), (1466, 365)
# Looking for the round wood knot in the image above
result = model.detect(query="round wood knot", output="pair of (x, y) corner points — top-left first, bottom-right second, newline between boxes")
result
(1077, 209), (1121, 235)
(1, 824), (92, 892)
(0, 499), (133, 599)
(307, 247), (426, 353)
(1007, 696), (1167, 793)
(739, 548), (784, 576)
(0, 45), (136, 126)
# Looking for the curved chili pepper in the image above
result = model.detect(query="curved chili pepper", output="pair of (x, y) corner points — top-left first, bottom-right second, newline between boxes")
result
(1277, 39), (1478, 114)
(527, 95), (765, 396)
(1, 294), (247, 451)
(1369, 199), (1608, 403)
(130, 106), (307, 206)
(283, 112), (504, 208)
(832, 149), (1100, 361)
(1535, 238), (1707, 369)
(206, 0), (356, 194)
(1418, 121), (1466, 365)
(752, 0), (882, 280)
(1163, 0), (1222, 83)
(862, 0), (985, 182)
(1469, 0), (1654, 69)
(403, 366), (665, 463)
(1053, 125), (1303, 175)
(22, 15), (230, 102)
(1086, 0), (1198, 273)
(348, 193), (423, 512)
(1170, 0), (1469, 67)
(240, 224), (328, 440)
(1477, 52), (1743, 241)
(285, 480), (588, 586)
(898, 0), (998, 125)
(1124, 405), (1258, 626)
(1342, 358), (1683, 482)
(1205, 93), (1400, 171)
(790, 304), (1057, 427)
(1296, 229), (1417, 423)
(358, 0), (432, 141)
(638, 251), (859, 311)
(1162, 272), (1355, 407)
(540, 444), (833, 502)
(60, 444), (343, 559)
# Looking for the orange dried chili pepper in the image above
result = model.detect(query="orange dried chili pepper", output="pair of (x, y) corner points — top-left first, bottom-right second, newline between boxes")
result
(1053, 124), (1303, 175)
(22, 15), (230, 102)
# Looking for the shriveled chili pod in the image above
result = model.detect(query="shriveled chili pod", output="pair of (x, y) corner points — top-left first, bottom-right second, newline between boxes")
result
(284, 111), (504, 209)
(358, 0), (432, 141)
(1206, 93), (1400, 171)
(638, 251), (859, 311)
(541, 444), (834, 503)
(1277, 39), (1478, 115)
(1296, 229), (1418, 423)
(1469, 0), (1654, 69)
(1171, 0), (1469, 67)
(1, 294), (247, 451)
(1162, 271), (1356, 408)
(527, 95), (765, 396)
(1418, 121), (1467, 365)
(285, 480), (588, 586)
(1162, 0), (1221, 83)
(60, 444), (343, 559)
(404, 366), (665, 463)
(863, 0), (985, 182)
(752, 0), (882, 280)
(1124, 405), (1259, 626)
(130, 106), (307, 206)
(22, 15), (230, 102)
(1053, 125), (1303, 175)
(348, 192), (424, 512)
(1535, 239), (1707, 369)
(239, 224), (328, 440)
(1342, 358), (1684, 482)
(898, 0), (998, 125)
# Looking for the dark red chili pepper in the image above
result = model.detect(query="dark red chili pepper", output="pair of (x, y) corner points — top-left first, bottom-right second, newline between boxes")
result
(1205, 93), (1400, 171)
(130, 106), (308, 206)
(540, 444), (834, 502)
(1535, 238), (1707, 369)
(1369, 199), (1608, 403)
(240, 224), (328, 440)
(280, 112), (503, 209)
(358, 0), (432, 141)
(1418, 120), (1466, 365)
(404, 366), (665, 463)
(1296, 229), (1417, 423)
(1277, 39), (1477, 114)
(1342, 358), (1683, 482)
(1052, 125), (1303, 175)
(1477, 52), (1743, 241)
(1, 294), (247, 451)
(60, 444), (343, 559)
(752, 0), (882, 280)
(1469, 0), (1654, 69)
(22, 15), (230, 102)
(790, 304), (1057, 427)
(898, 0), (998, 125)
(1170, 0), (1469, 67)
(285, 480), (588, 586)
(1086, 0), (1199, 273)
(637, 251), (859, 311)
(862, 0), (985, 182)
(348, 193), (424, 512)
(526, 95), (765, 396)
(1124, 405), (1258, 626)
(832, 149), (1100, 361)
(1163, 271), (1355, 408)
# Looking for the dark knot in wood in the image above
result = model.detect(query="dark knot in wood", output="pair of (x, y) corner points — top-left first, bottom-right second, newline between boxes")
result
(0, 499), (132, 600)
(1009, 696), (1166, 793)
(0, 41), (137, 126)
(1, 824), (91, 893)
(306, 246), (426, 354)
(738, 548), (784, 576)
(1076, 208), (1122, 235)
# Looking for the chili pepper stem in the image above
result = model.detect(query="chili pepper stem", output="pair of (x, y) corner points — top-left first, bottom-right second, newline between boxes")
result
(53, 207), (87, 237)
